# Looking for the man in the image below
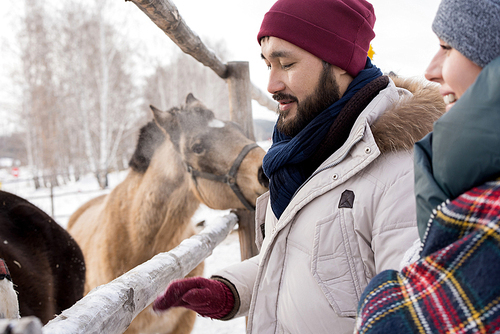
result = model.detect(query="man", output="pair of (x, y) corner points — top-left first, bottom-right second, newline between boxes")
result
(152, 0), (444, 333)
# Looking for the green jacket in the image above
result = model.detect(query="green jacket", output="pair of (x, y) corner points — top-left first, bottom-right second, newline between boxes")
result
(414, 56), (500, 239)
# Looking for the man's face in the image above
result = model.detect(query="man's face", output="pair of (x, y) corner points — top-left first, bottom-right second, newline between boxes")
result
(261, 37), (341, 137)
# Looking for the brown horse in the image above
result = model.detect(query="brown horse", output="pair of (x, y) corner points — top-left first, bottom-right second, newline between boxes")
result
(67, 93), (268, 334)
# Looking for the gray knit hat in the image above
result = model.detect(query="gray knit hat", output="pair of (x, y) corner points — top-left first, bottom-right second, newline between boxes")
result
(432, 0), (500, 67)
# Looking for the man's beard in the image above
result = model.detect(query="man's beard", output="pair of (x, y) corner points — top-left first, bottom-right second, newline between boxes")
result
(274, 64), (341, 137)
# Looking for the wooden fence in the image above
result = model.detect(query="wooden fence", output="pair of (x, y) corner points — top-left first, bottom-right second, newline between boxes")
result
(4, 0), (275, 333)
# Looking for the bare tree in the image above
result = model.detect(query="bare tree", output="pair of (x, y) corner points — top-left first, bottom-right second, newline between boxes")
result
(18, 0), (61, 188)
(14, 0), (141, 189)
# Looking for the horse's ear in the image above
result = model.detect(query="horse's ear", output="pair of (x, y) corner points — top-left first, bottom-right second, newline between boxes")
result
(185, 93), (206, 109)
(150, 105), (181, 146)
(150, 105), (173, 128)
(185, 93), (198, 105)
(149, 105), (173, 127)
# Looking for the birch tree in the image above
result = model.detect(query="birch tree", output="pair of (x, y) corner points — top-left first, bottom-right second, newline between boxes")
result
(14, 0), (139, 188)
(18, 0), (60, 187)
(56, 0), (139, 188)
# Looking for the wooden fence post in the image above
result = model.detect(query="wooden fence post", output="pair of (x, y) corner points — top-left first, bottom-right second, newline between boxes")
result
(227, 61), (255, 141)
(226, 61), (259, 261)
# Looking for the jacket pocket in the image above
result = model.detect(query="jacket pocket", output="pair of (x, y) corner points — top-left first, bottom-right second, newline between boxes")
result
(311, 209), (363, 317)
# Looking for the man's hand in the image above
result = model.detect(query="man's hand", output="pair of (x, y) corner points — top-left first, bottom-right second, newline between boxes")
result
(153, 277), (235, 319)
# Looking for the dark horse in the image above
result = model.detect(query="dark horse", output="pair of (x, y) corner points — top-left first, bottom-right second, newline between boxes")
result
(0, 190), (85, 324)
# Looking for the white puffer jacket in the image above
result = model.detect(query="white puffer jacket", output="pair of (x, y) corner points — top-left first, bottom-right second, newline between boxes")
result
(215, 77), (444, 334)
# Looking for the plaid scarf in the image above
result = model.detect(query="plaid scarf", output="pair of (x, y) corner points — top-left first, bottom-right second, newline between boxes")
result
(355, 179), (500, 334)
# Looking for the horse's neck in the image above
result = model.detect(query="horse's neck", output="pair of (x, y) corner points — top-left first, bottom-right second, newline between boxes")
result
(117, 142), (200, 255)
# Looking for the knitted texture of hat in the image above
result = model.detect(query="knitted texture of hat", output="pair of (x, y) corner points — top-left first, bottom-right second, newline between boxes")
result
(432, 0), (500, 67)
(257, 0), (376, 77)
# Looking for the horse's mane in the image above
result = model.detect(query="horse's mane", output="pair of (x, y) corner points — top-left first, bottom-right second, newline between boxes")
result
(128, 121), (166, 173)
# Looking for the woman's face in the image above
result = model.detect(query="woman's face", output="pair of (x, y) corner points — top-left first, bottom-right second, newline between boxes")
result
(425, 38), (483, 112)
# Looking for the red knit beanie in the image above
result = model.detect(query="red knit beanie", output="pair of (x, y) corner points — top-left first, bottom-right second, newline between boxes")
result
(257, 0), (376, 77)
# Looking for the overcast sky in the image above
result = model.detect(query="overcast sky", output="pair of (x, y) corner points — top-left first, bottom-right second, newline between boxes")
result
(0, 0), (442, 127)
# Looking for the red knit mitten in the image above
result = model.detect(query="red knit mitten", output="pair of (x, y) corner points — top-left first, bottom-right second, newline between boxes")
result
(153, 277), (235, 319)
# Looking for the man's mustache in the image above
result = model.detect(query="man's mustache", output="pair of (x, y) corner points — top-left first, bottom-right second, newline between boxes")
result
(272, 93), (298, 103)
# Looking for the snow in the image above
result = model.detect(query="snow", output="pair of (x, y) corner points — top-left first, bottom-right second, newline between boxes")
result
(0, 168), (247, 333)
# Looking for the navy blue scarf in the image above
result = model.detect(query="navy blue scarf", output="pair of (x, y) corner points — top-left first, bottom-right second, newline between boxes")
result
(263, 58), (383, 219)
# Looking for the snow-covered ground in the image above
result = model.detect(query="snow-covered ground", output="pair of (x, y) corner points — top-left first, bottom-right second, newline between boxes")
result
(0, 166), (248, 333)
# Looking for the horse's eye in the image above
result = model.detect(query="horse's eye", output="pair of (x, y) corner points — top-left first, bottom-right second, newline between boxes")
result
(192, 143), (205, 154)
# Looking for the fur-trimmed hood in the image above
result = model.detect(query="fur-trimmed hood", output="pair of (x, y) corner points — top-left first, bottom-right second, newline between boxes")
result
(371, 76), (446, 154)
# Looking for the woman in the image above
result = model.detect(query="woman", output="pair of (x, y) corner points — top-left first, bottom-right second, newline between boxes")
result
(355, 0), (500, 333)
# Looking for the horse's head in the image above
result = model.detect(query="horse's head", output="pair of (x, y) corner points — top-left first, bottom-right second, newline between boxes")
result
(150, 93), (269, 210)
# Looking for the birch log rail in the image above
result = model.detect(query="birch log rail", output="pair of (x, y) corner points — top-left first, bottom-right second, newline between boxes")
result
(125, 0), (277, 112)
(40, 213), (238, 334)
